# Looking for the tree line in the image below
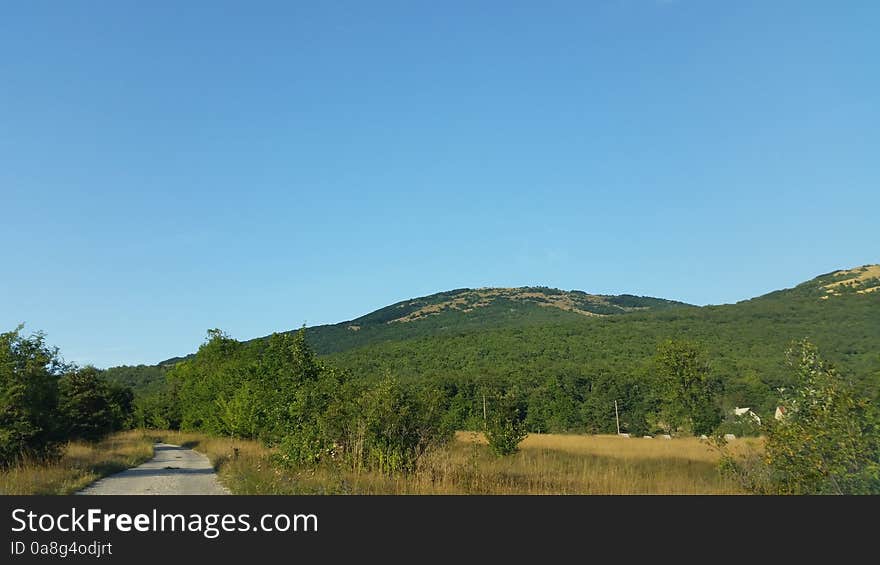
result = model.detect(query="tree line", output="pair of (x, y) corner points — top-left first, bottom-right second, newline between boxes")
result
(0, 326), (133, 466)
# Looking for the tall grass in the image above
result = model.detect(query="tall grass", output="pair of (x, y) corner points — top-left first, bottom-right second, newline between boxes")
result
(0, 430), (755, 495)
(0, 431), (154, 495)
(149, 430), (758, 495)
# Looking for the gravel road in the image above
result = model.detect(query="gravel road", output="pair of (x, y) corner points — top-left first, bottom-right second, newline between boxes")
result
(77, 443), (230, 495)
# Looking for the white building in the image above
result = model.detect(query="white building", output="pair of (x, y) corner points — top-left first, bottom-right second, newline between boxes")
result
(733, 406), (761, 426)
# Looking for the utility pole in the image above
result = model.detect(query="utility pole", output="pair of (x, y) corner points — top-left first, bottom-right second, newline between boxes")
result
(614, 400), (621, 435)
(482, 393), (487, 431)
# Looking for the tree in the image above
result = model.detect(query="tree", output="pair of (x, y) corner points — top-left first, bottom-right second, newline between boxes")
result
(762, 340), (879, 494)
(105, 382), (135, 431)
(718, 340), (880, 494)
(651, 340), (721, 435)
(0, 326), (66, 464)
(485, 389), (528, 456)
(168, 329), (246, 433)
(58, 366), (120, 442)
(260, 328), (324, 444)
(133, 388), (181, 430)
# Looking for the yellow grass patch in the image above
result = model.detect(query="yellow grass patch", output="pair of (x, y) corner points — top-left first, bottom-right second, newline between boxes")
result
(0, 431), (154, 495)
(822, 264), (880, 296)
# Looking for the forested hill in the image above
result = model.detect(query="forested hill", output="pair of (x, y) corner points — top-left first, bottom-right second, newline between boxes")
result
(105, 266), (880, 412)
(285, 287), (690, 356)
(147, 287), (687, 368)
(327, 265), (880, 412)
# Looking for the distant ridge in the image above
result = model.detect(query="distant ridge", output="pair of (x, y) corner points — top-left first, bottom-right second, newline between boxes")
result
(159, 286), (689, 362)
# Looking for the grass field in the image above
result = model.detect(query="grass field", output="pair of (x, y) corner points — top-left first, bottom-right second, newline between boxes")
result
(1, 430), (758, 495)
(0, 431), (154, 495)
(150, 430), (759, 495)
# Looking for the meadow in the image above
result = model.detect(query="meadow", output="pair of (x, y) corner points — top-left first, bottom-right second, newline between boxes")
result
(148, 430), (759, 495)
(0, 430), (760, 495)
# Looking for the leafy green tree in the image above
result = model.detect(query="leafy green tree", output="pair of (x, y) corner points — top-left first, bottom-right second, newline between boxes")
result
(0, 326), (66, 464)
(214, 379), (261, 439)
(168, 329), (248, 433)
(58, 366), (122, 442)
(105, 382), (135, 430)
(485, 389), (528, 456)
(133, 389), (181, 430)
(525, 374), (586, 433)
(580, 371), (653, 435)
(759, 340), (880, 494)
(259, 329), (325, 444)
(651, 340), (721, 435)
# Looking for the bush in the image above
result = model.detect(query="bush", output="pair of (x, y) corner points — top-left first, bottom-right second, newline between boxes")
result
(486, 390), (528, 456)
(358, 378), (452, 474)
(720, 340), (880, 494)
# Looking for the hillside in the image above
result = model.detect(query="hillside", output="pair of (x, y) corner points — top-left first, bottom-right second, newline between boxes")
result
(291, 287), (689, 356)
(106, 266), (880, 420)
(328, 265), (880, 415)
(107, 286), (685, 395)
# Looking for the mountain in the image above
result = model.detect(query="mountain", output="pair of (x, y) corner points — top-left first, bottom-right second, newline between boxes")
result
(326, 264), (880, 412)
(288, 287), (689, 356)
(107, 266), (880, 413)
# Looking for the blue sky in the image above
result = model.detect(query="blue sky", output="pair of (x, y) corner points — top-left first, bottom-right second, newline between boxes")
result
(2, 1), (878, 368)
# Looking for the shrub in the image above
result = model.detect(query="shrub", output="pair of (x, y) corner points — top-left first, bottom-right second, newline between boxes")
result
(358, 378), (452, 474)
(720, 340), (880, 494)
(486, 390), (528, 456)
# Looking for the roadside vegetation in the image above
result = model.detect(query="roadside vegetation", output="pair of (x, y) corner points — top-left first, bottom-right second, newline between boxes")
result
(0, 431), (153, 494)
(1, 326), (136, 468)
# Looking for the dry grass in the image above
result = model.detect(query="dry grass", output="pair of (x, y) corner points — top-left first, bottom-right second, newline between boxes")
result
(147, 430), (759, 495)
(823, 264), (880, 289)
(822, 264), (880, 296)
(1, 430), (759, 495)
(0, 431), (154, 495)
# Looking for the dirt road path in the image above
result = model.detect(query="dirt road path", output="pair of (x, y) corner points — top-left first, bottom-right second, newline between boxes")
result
(77, 443), (230, 495)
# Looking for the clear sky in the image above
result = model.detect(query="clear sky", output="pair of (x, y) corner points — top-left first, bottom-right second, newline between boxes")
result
(2, 1), (878, 368)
